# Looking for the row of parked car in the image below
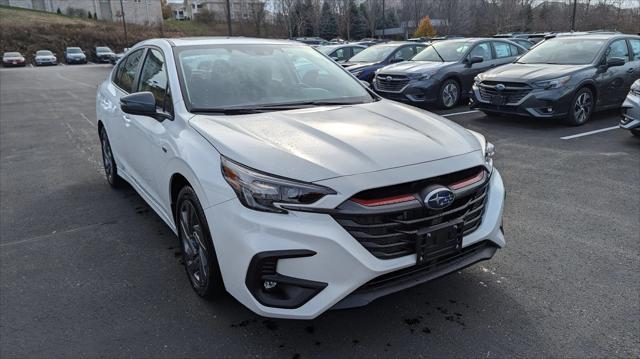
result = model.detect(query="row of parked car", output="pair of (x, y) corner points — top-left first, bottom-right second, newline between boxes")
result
(321, 33), (640, 128)
(1, 46), (124, 67)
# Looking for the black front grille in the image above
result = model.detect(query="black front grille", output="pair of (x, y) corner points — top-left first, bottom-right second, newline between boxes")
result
(331, 169), (489, 260)
(375, 74), (410, 92)
(479, 81), (531, 104)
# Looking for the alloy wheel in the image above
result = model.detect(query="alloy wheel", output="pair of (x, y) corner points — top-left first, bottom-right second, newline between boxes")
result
(573, 92), (593, 124)
(442, 82), (459, 108)
(179, 201), (210, 290)
(100, 131), (114, 182)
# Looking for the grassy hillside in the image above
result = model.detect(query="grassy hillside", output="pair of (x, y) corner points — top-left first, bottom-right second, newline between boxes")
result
(0, 5), (287, 63)
(0, 5), (217, 62)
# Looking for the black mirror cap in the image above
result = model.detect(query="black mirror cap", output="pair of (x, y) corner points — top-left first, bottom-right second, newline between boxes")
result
(120, 92), (157, 117)
(470, 56), (484, 64)
(606, 57), (625, 68)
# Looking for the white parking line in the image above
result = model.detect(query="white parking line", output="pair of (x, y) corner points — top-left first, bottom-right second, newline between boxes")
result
(560, 126), (619, 140)
(80, 112), (96, 128)
(442, 110), (481, 117)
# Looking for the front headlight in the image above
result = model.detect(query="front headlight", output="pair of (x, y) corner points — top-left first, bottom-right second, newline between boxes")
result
(630, 80), (640, 96)
(467, 130), (495, 173)
(221, 156), (336, 213)
(534, 75), (571, 89)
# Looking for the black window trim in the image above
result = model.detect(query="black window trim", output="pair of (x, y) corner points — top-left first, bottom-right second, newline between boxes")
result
(112, 47), (147, 94)
(137, 45), (174, 119)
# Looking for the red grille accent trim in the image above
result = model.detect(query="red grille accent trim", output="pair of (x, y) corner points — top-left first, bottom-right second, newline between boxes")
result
(351, 194), (416, 207)
(450, 171), (485, 190)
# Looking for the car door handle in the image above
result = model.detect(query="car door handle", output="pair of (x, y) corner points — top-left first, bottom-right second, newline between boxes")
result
(123, 115), (132, 126)
(627, 68), (635, 73)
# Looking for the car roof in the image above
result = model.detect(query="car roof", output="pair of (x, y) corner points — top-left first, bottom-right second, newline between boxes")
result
(164, 37), (306, 47)
(549, 33), (637, 40)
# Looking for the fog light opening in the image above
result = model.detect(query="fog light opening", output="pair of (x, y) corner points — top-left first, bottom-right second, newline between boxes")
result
(263, 280), (277, 290)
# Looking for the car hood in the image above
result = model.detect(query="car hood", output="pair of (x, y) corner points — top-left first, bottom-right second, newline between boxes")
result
(480, 63), (591, 82)
(378, 61), (450, 75)
(98, 52), (115, 56)
(344, 62), (377, 71)
(68, 53), (85, 57)
(36, 55), (55, 59)
(189, 101), (480, 182)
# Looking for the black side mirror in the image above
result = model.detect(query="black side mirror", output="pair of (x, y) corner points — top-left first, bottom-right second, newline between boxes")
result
(359, 80), (371, 88)
(466, 56), (484, 66)
(606, 57), (625, 68)
(120, 92), (172, 121)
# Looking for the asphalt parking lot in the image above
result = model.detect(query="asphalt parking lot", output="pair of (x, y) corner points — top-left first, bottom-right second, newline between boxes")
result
(1, 65), (638, 358)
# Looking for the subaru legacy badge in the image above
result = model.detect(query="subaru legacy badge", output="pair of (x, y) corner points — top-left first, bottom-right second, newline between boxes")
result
(424, 187), (455, 210)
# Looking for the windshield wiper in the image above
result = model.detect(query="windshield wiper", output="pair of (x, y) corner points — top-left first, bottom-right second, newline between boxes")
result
(191, 101), (362, 115)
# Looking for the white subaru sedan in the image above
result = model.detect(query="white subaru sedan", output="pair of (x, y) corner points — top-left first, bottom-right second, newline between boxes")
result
(96, 38), (505, 319)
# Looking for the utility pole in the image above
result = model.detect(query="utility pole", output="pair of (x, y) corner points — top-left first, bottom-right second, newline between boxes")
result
(381, 0), (385, 38)
(119, 0), (128, 45)
(226, 0), (233, 36)
(570, 0), (577, 31)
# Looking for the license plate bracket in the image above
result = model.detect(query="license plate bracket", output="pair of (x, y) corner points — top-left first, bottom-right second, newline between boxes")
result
(415, 220), (464, 265)
(491, 94), (506, 105)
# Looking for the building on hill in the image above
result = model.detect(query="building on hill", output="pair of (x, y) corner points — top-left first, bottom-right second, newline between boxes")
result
(177, 0), (271, 22)
(0, 0), (163, 25)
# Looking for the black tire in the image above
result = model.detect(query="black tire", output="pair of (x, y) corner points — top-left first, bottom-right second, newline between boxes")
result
(564, 87), (594, 126)
(437, 78), (461, 109)
(176, 186), (225, 300)
(99, 126), (125, 188)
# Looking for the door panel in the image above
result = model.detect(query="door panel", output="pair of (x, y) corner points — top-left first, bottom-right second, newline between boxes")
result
(109, 48), (145, 176)
(461, 42), (495, 91)
(126, 48), (173, 213)
(599, 39), (631, 105)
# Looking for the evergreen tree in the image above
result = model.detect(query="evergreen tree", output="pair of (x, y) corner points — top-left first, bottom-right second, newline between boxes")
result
(349, 1), (367, 40)
(302, 0), (315, 37)
(88, 11), (92, 19)
(319, 1), (338, 40)
(56, 8), (61, 15)
(93, 12), (97, 20)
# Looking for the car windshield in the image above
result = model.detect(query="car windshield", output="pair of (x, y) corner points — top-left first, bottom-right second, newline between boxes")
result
(348, 45), (396, 62)
(97, 47), (112, 53)
(516, 38), (605, 65)
(4, 52), (20, 57)
(36, 50), (52, 56)
(67, 48), (82, 53)
(175, 44), (374, 111)
(412, 41), (470, 62)
(317, 46), (338, 55)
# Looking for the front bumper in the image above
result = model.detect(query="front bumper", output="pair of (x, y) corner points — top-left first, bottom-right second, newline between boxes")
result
(67, 57), (86, 64)
(470, 83), (574, 118)
(35, 59), (57, 66)
(373, 78), (440, 105)
(620, 91), (640, 130)
(205, 167), (505, 319)
(2, 60), (25, 67)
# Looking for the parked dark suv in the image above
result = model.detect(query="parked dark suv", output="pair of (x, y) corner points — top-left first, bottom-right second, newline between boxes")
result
(342, 42), (428, 83)
(374, 38), (526, 109)
(470, 34), (640, 125)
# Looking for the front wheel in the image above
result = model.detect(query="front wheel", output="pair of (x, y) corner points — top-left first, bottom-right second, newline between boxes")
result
(438, 79), (460, 109)
(564, 87), (594, 126)
(177, 186), (225, 299)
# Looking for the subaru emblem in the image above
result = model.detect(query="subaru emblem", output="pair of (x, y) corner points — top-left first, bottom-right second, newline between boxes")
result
(495, 83), (506, 91)
(424, 187), (455, 210)
(386, 76), (393, 81)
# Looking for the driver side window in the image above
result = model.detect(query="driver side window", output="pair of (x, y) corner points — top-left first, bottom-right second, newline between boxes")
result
(606, 40), (630, 62)
(469, 43), (493, 61)
(393, 46), (414, 61)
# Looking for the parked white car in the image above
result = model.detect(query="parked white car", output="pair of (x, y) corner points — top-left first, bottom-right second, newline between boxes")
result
(34, 50), (57, 66)
(96, 38), (505, 319)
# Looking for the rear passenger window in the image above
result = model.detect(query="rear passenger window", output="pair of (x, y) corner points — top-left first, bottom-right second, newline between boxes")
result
(509, 44), (522, 56)
(493, 42), (512, 58)
(114, 48), (144, 93)
(629, 39), (640, 61)
(138, 49), (171, 112)
(606, 39), (630, 62)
